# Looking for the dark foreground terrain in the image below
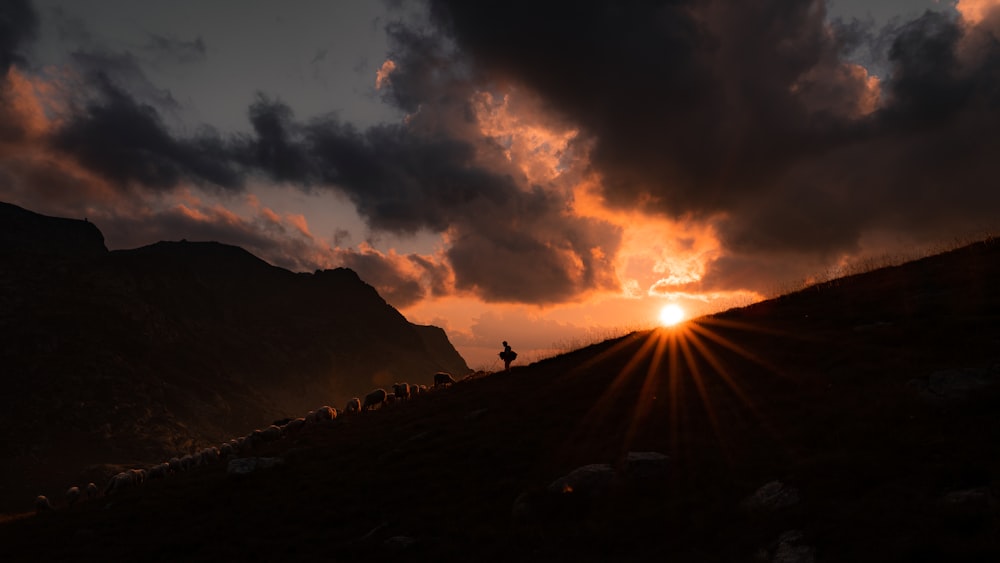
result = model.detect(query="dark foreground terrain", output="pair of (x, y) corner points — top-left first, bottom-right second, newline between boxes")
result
(1, 238), (999, 562)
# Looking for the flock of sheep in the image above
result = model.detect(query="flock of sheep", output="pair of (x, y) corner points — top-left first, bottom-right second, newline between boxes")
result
(32, 373), (460, 515)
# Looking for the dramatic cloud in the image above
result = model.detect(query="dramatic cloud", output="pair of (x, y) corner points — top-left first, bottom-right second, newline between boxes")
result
(51, 72), (242, 190)
(235, 22), (624, 303)
(0, 0), (38, 72)
(425, 0), (860, 216)
(424, 0), (1000, 266)
(0, 0), (40, 142)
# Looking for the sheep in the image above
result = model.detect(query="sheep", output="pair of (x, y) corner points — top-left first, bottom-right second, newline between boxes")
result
(219, 442), (235, 459)
(362, 388), (387, 411)
(250, 425), (282, 447)
(179, 454), (197, 471)
(65, 486), (81, 507)
(168, 456), (183, 473)
(434, 372), (457, 388)
(281, 417), (306, 435)
(104, 471), (135, 496)
(199, 447), (220, 465)
(129, 468), (147, 486)
(148, 463), (170, 480)
(260, 425), (282, 442)
(345, 397), (361, 413)
(241, 433), (257, 451)
(315, 405), (337, 422)
(34, 495), (53, 514)
(384, 392), (397, 407)
(393, 383), (411, 402)
(85, 482), (99, 500)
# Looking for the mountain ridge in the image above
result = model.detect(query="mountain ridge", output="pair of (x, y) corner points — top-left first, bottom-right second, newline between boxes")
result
(0, 201), (470, 514)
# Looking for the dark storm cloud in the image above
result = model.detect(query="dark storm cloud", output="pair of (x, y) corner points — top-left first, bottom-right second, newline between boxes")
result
(880, 10), (1000, 128)
(0, 0), (39, 142)
(242, 95), (506, 233)
(242, 96), (621, 303)
(51, 71), (242, 190)
(408, 253), (451, 297)
(242, 95), (316, 185)
(69, 50), (183, 112)
(425, 0), (852, 215)
(0, 0), (38, 71)
(424, 0), (1000, 282)
(237, 21), (625, 302)
(309, 121), (514, 234)
(735, 10), (1000, 246)
(446, 211), (622, 303)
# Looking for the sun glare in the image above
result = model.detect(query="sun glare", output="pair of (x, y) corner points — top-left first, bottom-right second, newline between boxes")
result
(659, 303), (686, 327)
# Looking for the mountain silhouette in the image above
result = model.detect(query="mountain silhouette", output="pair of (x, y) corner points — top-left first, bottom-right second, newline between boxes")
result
(0, 201), (469, 514)
(1, 202), (998, 561)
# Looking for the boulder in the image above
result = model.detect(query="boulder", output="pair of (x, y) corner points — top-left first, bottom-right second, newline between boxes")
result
(742, 481), (800, 512)
(547, 463), (615, 496)
(771, 530), (815, 563)
(910, 365), (999, 401)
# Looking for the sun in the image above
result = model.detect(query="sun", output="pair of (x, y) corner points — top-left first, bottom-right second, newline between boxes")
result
(658, 303), (686, 327)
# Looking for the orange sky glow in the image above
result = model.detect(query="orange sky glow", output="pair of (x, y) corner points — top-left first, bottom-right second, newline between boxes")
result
(395, 84), (764, 368)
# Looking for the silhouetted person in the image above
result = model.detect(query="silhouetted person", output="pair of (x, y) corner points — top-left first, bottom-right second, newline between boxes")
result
(499, 340), (517, 372)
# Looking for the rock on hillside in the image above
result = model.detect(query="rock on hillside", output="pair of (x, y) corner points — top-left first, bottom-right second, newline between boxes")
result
(0, 201), (469, 513)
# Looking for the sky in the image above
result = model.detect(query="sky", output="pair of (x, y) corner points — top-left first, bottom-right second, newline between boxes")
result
(2, 0), (999, 369)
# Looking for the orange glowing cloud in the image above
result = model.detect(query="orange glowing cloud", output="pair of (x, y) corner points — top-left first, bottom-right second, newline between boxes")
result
(0, 68), (124, 215)
(375, 59), (397, 90)
(467, 86), (751, 315)
(247, 194), (283, 225)
(471, 90), (579, 185)
(956, 0), (1000, 24)
(571, 178), (721, 294)
(790, 60), (882, 118)
(173, 201), (244, 227)
(3, 68), (53, 139)
(285, 213), (312, 239)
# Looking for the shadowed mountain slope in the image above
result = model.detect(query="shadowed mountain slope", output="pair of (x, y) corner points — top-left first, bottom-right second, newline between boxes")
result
(0, 202), (469, 514)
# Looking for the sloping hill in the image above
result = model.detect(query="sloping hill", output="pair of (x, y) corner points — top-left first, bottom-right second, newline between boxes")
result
(0, 201), (470, 514)
(1, 237), (997, 561)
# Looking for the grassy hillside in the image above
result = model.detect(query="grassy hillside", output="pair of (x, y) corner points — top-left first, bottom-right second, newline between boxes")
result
(1, 238), (998, 562)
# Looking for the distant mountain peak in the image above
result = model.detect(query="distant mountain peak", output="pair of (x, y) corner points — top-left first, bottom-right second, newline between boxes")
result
(0, 200), (107, 258)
